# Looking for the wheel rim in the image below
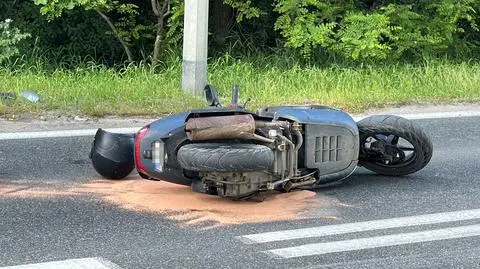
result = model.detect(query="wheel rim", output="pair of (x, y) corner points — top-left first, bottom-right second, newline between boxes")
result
(360, 133), (417, 168)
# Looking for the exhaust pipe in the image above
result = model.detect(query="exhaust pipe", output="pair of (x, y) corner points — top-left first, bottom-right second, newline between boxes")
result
(186, 114), (256, 141)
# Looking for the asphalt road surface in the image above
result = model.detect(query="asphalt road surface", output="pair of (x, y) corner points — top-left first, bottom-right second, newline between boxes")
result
(1, 116), (480, 268)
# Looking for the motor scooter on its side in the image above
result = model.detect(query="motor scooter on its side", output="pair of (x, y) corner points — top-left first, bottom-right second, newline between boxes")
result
(90, 85), (433, 199)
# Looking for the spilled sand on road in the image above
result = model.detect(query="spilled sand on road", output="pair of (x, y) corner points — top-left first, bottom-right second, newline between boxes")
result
(74, 178), (336, 226)
(2, 176), (341, 227)
(0, 183), (80, 198)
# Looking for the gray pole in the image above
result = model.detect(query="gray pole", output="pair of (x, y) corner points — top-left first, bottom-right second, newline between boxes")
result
(182, 0), (209, 96)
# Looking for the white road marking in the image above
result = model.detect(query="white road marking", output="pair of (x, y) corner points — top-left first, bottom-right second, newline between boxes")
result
(0, 110), (479, 140)
(296, 246), (480, 269)
(266, 224), (480, 259)
(0, 257), (121, 269)
(238, 208), (480, 244)
(0, 127), (139, 140)
(352, 110), (480, 121)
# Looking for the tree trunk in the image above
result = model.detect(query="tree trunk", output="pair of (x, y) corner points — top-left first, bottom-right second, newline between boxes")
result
(150, 0), (170, 73)
(95, 10), (134, 62)
(151, 16), (165, 72)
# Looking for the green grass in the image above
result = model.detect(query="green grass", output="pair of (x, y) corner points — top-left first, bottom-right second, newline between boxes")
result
(1, 57), (480, 117)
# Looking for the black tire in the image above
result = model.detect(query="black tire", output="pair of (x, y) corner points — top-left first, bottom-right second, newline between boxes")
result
(358, 115), (433, 176)
(177, 143), (274, 172)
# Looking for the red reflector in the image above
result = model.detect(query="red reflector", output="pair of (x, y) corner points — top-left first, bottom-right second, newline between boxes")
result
(135, 127), (149, 174)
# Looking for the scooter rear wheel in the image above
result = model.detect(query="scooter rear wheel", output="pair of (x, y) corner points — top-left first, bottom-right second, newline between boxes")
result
(358, 115), (433, 176)
(177, 143), (274, 172)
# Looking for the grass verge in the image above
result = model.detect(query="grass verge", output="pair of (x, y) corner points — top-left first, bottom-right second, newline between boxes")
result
(1, 58), (479, 117)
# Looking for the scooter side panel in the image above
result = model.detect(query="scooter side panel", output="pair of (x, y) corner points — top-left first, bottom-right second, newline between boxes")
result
(148, 112), (189, 139)
(258, 106), (359, 185)
(258, 106), (357, 131)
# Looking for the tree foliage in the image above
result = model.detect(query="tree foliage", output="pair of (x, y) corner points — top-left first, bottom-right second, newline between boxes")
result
(0, 19), (30, 64)
(222, 0), (263, 22)
(1, 0), (480, 66)
(33, 0), (149, 62)
(274, 0), (480, 61)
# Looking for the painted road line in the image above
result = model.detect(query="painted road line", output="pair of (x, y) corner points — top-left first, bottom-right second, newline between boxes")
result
(295, 246), (480, 269)
(0, 127), (139, 140)
(265, 224), (480, 259)
(238, 208), (480, 244)
(1, 110), (480, 140)
(1, 257), (121, 269)
(352, 110), (480, 121)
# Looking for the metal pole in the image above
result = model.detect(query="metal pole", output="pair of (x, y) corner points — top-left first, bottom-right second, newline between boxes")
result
(182, 0), (209, 96)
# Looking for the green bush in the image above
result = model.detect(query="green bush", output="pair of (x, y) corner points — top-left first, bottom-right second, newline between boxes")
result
(2, 0), (480, 66)
(0, 19), (30, 64)
(0, 0), (125, 66)
(274, 0), (480, 61)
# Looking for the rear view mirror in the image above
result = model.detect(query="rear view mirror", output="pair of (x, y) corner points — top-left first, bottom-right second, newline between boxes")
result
(204, 85), (222, 107)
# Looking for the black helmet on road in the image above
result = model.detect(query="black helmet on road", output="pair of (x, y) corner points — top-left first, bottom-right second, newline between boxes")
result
(90, 129), (135, 179)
